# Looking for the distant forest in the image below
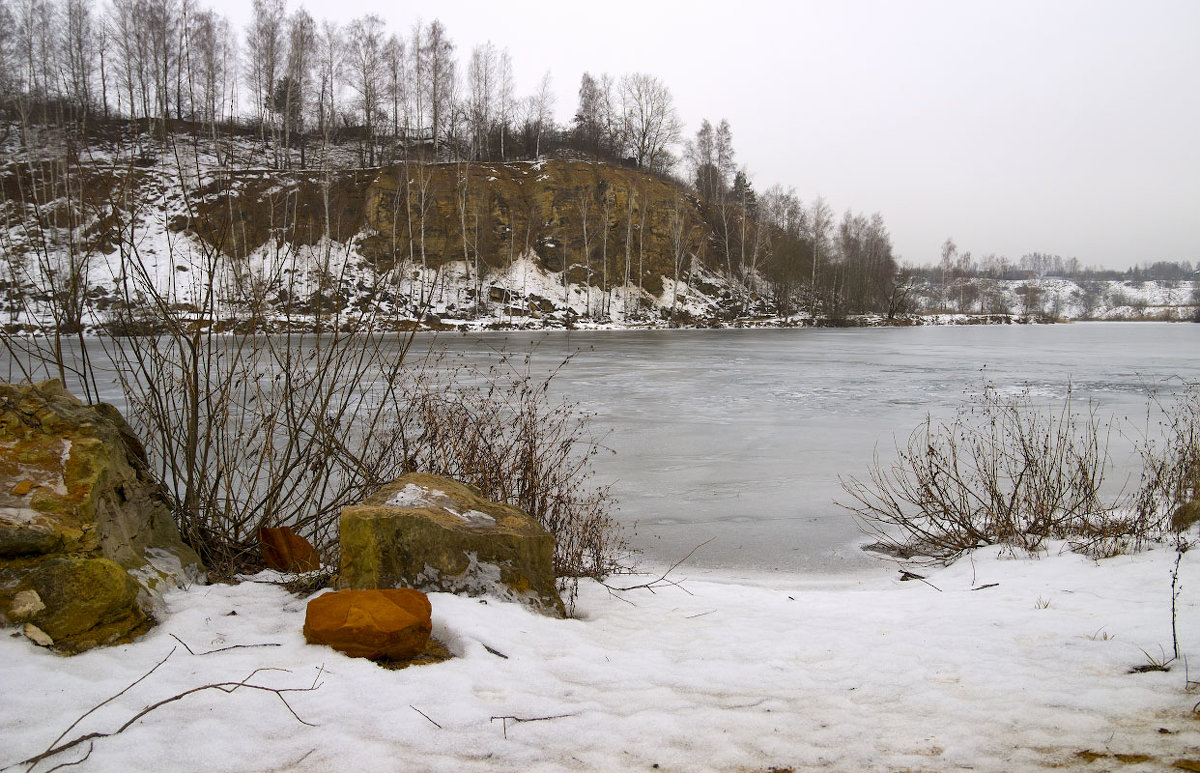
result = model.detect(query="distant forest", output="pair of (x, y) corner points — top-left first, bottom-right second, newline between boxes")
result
(0, 0), (1192, 317)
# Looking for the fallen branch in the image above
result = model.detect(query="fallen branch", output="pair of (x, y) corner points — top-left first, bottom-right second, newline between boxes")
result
(489, 713), (578, 740)
(170, 634), (282, 656)
(4, 665), (319, 773)
(604, 538), (713, 597)
(40, 743), (92, 773)
(20, 648), (178, 773)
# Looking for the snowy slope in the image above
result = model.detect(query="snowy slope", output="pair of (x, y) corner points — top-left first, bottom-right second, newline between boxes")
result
(2, 543), (1199, 772)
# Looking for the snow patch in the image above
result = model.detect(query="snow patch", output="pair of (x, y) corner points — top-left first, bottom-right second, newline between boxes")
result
(384, 484), (496, 525)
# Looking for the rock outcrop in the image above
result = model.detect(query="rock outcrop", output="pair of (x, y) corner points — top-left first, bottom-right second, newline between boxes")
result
(0, 380), (204, 653)
(338, 473), (565, 616)
(362, 160), (699, 296)
(303, 588), (432, 661)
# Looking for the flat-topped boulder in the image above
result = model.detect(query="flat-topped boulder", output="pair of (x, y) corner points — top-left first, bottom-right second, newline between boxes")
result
(0, 380), (204, 653)
(303, 588), (432, 661)
(338, 473), (564, 616)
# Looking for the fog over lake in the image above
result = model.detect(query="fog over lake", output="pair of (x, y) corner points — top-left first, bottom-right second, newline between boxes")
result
(435, 323), (1200, 576)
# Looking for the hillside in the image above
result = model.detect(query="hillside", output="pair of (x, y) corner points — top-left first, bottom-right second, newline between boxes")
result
(1, 129), (1196, 333)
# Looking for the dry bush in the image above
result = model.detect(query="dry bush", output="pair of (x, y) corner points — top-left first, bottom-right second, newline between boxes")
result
(1, 127), (628, 583)
(1133, 382), (1200, 531)
(840, 384), (1126, 562)
(400, 348), (629, 583)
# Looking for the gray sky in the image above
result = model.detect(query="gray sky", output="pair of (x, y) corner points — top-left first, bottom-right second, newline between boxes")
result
(217, 0), (1199, 269)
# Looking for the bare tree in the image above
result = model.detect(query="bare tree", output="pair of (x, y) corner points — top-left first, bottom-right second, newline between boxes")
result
(573, 71), (620, 159)
(142, 0), (180, 125)
(246, 0), (286, 145)
(184, 7), (235, 145)
(494, 47), (514, 160)
(382, 32), (406, 160)
(619, 72), (682, 172)
(0, 0), (17, 114)
(345, 14), (385, 166)
(529, 69), (553, 158)
(62, 0), (98, 119)
(314, 19), (341, 151)
(939, 237), (957, 310)
(668, 195), (697, 321)
(418, 18), (455, 158)
(808, 195), (833, 303)
(106, 0), (143, 121)
(467, 40), (496, 160)
(277, 7), (315, 166)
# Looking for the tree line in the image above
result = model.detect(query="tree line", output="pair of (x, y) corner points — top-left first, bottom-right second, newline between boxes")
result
(0, 0), (908, 317)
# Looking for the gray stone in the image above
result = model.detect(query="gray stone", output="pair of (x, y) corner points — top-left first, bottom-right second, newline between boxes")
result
(9, 589), (44, 620)
(23, 623), (53, 647)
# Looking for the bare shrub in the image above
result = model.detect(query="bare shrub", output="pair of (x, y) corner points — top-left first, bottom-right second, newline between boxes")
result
(401, 348), (629, 583)
(1, 128), (628, 583)
(840, 384), (1125, 562)
(1133, 382), (1200, 531)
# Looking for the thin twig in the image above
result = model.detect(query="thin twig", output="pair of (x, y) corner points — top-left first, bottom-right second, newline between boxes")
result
(40, 743), (92, 773)
(482, 643), (509, 659)
(170, 634), (282, 656)
(489, 714), (578, 740)
(34, 647), (177, 768)
(605, 538), (714, 595)
(4, 670), (319, 772)
(409, 705), (442, 729)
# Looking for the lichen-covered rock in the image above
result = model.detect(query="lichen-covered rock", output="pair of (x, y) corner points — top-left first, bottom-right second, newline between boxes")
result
(339, 473), (565, 617)
(303, 588), (431, 660)
(0, 380), (204, 653)
(23, 557), (149, 653)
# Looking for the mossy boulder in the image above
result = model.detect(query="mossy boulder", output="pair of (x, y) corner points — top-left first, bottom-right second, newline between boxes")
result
(339, 473), (564, 617)
(0, 380), (204, 653)
(17, 557), (149, 653)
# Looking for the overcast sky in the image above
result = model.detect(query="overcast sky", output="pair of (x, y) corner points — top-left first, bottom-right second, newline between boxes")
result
(214, 0), (1199, 269)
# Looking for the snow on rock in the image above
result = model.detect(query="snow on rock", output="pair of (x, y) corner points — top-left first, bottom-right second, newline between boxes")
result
(2, 543), (1198, 771)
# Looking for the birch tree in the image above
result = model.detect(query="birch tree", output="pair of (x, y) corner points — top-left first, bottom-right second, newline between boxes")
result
(418, 18), (454, 158)
(345, 13), (385, 166)
(619, 72), (681, 172)
(246, 0), (286, 142)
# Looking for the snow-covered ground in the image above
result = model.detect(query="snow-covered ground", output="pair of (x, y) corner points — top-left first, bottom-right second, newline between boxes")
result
(3, 543), (1199, 772)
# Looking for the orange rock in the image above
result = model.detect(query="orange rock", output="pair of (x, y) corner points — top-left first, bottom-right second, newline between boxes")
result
(11, 480), (35, 496)
(258, 526), (320, 572)
(303, 589), (432, 660)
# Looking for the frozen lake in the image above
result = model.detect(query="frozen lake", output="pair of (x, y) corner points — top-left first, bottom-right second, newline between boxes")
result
(434, 323), (1199, 576)
(5, 322), (1196, 578)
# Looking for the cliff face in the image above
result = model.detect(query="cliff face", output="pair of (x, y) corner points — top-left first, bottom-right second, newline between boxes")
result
(361, 160), (706, 295)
